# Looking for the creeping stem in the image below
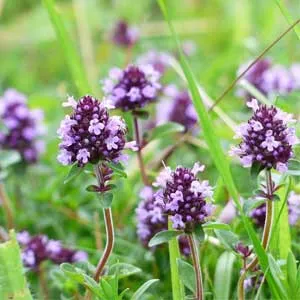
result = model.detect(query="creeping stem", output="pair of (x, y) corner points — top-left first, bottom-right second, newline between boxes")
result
(93, 165), (115, 282)
(133, 116), (149, 185)
(238, 169), (274, 300)
(188, 234), (204, 300)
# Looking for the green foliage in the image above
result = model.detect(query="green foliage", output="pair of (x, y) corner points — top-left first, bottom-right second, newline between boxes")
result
(148, 230), (183, 247)
(0, 231), (32, 300)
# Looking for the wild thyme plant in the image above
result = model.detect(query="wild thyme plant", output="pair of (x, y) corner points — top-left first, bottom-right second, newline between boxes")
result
(57, 94), (136, 283)
(230, 98), (298, 299)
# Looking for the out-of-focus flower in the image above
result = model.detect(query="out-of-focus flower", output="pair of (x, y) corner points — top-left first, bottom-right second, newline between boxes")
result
(136, 186), (190, 256)
(230, 99), (298, 172)
(57, 95), (135, 167)
(101, 65), (161, 111)
(182, 40), (197, 57)
(153, 162), (213, 232)
(136, 50), (173, 75)
(112, 20), (139, 48)
(17, 231), (87, 270)
(251, 191), (300, 227)
(0, 89), (45, 164)
(237, 59), (300, 99)
(261, 65), (295, 96)
(237, 59), (271, 98)
(156, 85), (198, 131)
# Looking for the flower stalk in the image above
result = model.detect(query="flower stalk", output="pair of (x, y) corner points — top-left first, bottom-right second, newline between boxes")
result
(188, 233), (203, 300)
(238, 169), (274, 300)
(133, 116), (149, 185)
(93, 164), (115, 282)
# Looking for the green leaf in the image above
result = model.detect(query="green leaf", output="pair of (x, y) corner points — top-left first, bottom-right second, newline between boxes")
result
(214, 252), (236, 300)
(64, 164), (83, 184)
(177, 259), (195, 293)
(42, 0), (91, 94)
(109, 263), (141, 279)
(148, 230), (183, 247)
(202, 222), (231, 231)
(106, 162), (127, 178)
(214, 230), (239, 250)
(0, 151), (21, 169)
(194, 224), (205, 242)
(131, 279), (159, 300)
(100, 278), (114, 300)
(287, 251), (298, 296)
(60, 263), (85, 283)
(0, 230), (33, 300)
(250, 162), (264, 180)
(147, 122), (185, 141)
(86, 185), (99, 192)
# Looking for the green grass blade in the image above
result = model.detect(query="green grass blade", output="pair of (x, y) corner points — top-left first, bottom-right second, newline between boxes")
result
(43, 0), (91, 95)
(168, 218), (185, 300)
(0, 231), (32, 300)
(275, 0), (300, 40)
(270, 177), (291, 262)
(156, 1), (288, 298)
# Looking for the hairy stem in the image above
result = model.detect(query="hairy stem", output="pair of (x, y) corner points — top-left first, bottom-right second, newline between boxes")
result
(0, 183), (14, 229)
(209, 18), (300, 111)
(133, 116), (149, 185)
(92, 164), (115, 282)
(188, 234), (203, 300)
(238, 169), (274, 300)
(93, 207), (114, 281)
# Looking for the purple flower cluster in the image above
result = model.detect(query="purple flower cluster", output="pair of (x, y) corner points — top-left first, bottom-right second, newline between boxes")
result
(237, 59), (300, 98)
(57, 95), (136, 167)
(136, 186), (190, 256)
(17, 231), (87, 270)
(137, 50), (173, 75)
(102, 65), (161, 111)
(251, 191), (300, 227)
(112, 20), (139, 48)
(153, 163), (213, 231)
(230, 99), (298, 172)
(156, 85), (198, 131)
(0, 89), (45, 164)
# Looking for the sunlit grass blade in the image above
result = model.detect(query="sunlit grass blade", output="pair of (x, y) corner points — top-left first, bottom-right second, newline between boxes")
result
(156, 1), (288, 298)
(275, 0), (300, 40)
(43, 0), (91, 95)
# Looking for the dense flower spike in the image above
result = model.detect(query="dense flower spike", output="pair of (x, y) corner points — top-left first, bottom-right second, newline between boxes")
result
(137, 50), (173, 75)
(251, 191), (300, 227)
(136, 186), (190, 255)
(230, 99), (298, 172)
(153, 163), (213, 231)
(0, 89), (45, 163)
(156, 85), (198, 130)
(102, 65), (161, 111)
(112, 20), (139, 48)
(237, 59), (300, 98)
(57, 95), (134, 167)
(17, 231), (87, 270)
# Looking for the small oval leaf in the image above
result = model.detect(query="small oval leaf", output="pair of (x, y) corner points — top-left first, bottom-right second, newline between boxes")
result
(148, 230), (183, 247)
